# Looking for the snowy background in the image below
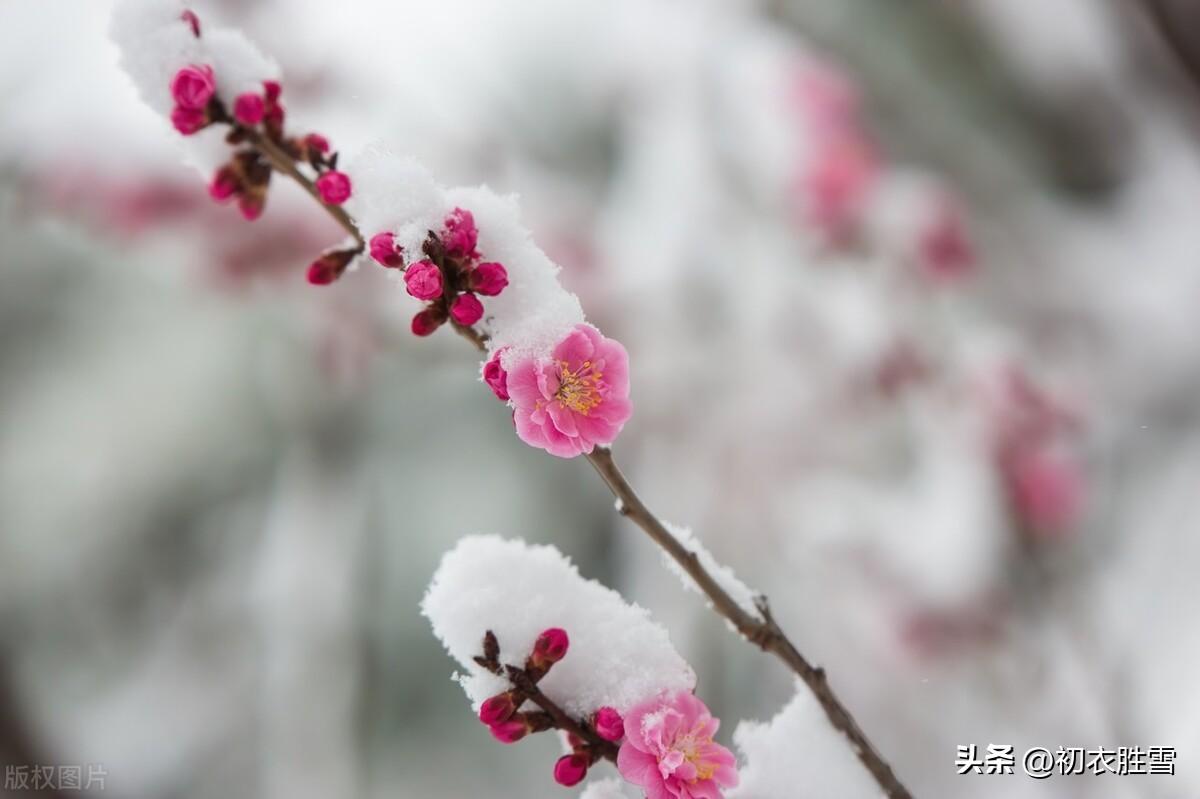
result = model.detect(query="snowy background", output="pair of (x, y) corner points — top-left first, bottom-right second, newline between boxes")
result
(2, 0), (1200, 797)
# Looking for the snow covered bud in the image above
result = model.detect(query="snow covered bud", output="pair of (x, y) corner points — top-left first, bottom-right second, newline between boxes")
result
(469, 262), (508, 296)
(553, 754), (589, 787)
(482, 350), (509, 401)
(306, 248), (357, 286)
(233, 92), (266, 126)
(450, 293), (484, 326)
(315, 171), (352, 205)
(479, 693), (517, 726)
(170, 65), (215, 110)
(593, 707), (624, 742)
(404, 260), (443, 300)
(209, 166), (240, 202)
(411, 308), (447, 337)
(170, 106), (208, 136)
(530, 628), (569, 671)
(488, 718), (529, 745)
(369, 232), (404, 268)
(442, 207), (479, 258)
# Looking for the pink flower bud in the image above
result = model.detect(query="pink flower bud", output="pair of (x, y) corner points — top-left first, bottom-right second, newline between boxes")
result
(488, 719), (528, 744)
(237, 194), (264, 221)
(180, 9), (201, 37)
(450, 293), (484, 326)
(593, 707), (624, 742)
(532, 628), (569, 666)
(304, 133), (330, 154)
(442, 207), (478, 258)
(470, 262), (508, 296)
(170, 65), (215, 110)
(315, 171), (352, 205)
(263, 80), (282, 103)
(233, 92), (265, 126)
(482, 350), (509, 401)
(209, 166), (240, 202)
(478, 694), (516, 726)
(404, 260), (443, 300)
(369, 232), (404, 268)
(170, 105), (208, 135)
(553, 754), (588, 787)
(411, 309), (444, 337)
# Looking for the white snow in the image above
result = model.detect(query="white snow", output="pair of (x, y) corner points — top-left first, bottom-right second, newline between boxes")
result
(729, 683), (881, 799)
(579, 777), (637, 799)
(421, 535), (695, 719)
(662, 522), (759, 617)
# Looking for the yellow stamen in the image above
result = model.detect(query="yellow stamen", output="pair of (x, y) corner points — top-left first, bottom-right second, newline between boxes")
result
(555, 360), (603, 415)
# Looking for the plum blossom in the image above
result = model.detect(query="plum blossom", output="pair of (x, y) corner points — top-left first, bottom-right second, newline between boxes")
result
(316, 170), (352, 205)
(233, 91), (266, 126)
(483, 349), (509, 401)
(617, 691), (738, 799)
(170, 65), (215, 110)
(507, 324), (632, 458)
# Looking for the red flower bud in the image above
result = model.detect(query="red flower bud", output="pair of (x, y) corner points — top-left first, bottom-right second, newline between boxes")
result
(411, 308), (445, 337)
(306, 248), (357, 286)
(478, 694), (516, 726)
(488, 718), (528, 744)
(404, 260), (443, 300)
(533, 628), (569, 666)
(170, 65), (215, 110)
(263, 80), (282, 103)
(553, 754), (588, 787)
(233, 92), (265, 126)
(449, 292), (484, 326)
(209, 166), (240, 202)
(315, 170), (352, 205)
(470, 262), (508, 296)
(170, 105), (208, 136)
(593, 706), (624, 741)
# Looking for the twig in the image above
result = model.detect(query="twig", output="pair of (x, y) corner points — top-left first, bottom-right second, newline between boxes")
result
(247, 130), (913, 799)
(586, 447), (913, 799)
(505, 666), (620, 763)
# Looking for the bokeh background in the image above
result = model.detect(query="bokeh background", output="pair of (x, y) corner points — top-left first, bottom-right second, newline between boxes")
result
(3, 0), (1200, 797)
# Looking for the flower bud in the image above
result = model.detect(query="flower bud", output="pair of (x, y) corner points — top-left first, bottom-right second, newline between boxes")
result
(404, 260), (443, 300)
(209, 166), (240, 202)
(442, 207), (478, 258)
(304, 133), (330, 154)
(306, 248), (356, 286)
(233, 92), (265, 126)
(488, 718), (528, 744)
(593, 706), (624, 742)
(263, 80), (282, 103)
(449, 293), (484, 326)
(170, 105), (208, 135)
(170, 65), (215, 110)
(411, 308), (445, 337)
(315, 170), (352, 205)
(532, 628), (569, 668)
(368, 232), (404, 268)
(553, 754), (588, 787)
(478, 694), (516, 726)
(482, 350), (509, 401)
(180, 9), (201, 37)
(237, 193), (265, 221)
(470, 262), (508, 296)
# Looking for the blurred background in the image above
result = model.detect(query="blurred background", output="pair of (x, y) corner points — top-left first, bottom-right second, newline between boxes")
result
(2, 0), (1200, 796)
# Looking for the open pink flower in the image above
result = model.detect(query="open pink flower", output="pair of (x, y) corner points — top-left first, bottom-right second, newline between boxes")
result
(508, 324), (632, 458)
(617, 691), (738, 799)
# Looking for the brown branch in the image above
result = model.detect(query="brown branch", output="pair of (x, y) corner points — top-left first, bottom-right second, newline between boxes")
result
(586, 446), (913, 799)
(505, 666), (619, 763)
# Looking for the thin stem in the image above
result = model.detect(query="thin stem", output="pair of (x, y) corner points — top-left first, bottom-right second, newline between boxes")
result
(506, 666), (619, 763)
(254, 130), (912, 799)
(586, 447), (914, 799)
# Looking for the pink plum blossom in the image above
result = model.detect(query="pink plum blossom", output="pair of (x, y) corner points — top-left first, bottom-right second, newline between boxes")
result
(315, 170), (352, 205)
(233, 92), (265, 126)
(170, 65), (215, 110)
(617, 691), (738, 799)
(508, 324), (632, 458)
(483, 350), (509, 401)
(404, 260), (443, 300)
(1004, 446), (1084, 535)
